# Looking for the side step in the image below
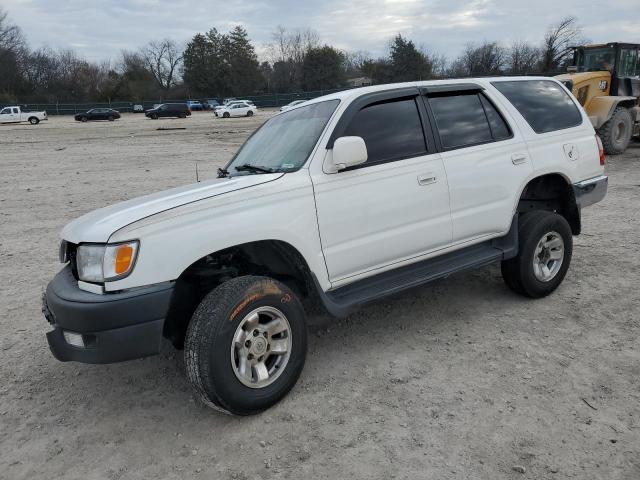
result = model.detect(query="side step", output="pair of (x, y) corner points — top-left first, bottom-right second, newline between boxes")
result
(316, 216), (518, 318)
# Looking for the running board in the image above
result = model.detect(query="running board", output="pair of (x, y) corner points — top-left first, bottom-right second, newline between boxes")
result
(315, 215), (518, 318)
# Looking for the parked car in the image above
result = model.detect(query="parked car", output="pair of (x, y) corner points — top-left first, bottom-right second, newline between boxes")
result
(144, 103), (191, 119)
(187, 100), (204, 111)
(74, 108), (120, 122)
(213, 100), (248, 112)
(133, 104), (144, 113)
(203, 99), (220, 110)
(222, 97), (237, 105)
(280, 99), (307, 112)
(43, 77), (607, 415)
(0, 106), (47, 125)
(215, 102), (257, 118)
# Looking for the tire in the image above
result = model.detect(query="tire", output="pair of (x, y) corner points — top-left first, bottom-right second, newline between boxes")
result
(501, 211), (573, 298)
(247, 110), (254, 117)
(223, 112), (230, 118)
(151, 113), (158, 120)
(108, 116), (114, 121)
(81, 116), (88, 122)
(185, 276), (308, 415)
(28, 117), (39, 125)
(179, 112), (186, 119)
(598, 106), (633, 155)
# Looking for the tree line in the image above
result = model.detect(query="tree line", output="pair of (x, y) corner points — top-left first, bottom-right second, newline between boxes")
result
(0, 7), (584, 104)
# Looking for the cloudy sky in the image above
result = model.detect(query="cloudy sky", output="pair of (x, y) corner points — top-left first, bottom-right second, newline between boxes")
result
(3, 0), (639, 63)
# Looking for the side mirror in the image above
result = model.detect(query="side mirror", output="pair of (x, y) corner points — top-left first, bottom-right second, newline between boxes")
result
(332, 136), (368, 171)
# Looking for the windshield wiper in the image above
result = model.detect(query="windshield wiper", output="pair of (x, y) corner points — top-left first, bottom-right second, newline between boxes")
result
(234, 164), (275, 174)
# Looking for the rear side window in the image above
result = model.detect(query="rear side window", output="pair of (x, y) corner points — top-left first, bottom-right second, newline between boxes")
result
(492, 80), (582, 133)
(429, 93), (511, 150)
(343, 98), (426, 164)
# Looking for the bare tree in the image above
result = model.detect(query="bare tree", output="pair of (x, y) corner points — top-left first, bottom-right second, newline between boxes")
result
(508, 40), (541, 74)
(0, 7), (25, 53)
(141, 39), (182, 89)
(540, 16), (582, 72)
(452, 41), (506, 77)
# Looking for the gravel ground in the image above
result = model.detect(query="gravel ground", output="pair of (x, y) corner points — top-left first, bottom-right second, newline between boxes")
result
(0, 111), (638, 480)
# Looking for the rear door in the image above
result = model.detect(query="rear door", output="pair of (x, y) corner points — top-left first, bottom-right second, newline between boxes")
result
(311, 89), (452, 283)
(491, 79), (602, 183)
(423, 85), (533, 243)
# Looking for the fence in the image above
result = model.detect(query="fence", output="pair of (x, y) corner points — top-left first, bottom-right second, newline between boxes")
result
(0, 87), (356, 115)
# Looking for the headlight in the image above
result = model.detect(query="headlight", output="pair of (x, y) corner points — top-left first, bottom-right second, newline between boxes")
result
(76, 241), (139, 282)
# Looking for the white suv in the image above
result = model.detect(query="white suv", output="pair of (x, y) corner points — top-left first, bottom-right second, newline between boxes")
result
(43, 77), (607, 415)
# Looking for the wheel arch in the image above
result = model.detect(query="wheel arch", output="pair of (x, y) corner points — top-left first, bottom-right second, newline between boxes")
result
(515, 173), (580, 236)
(163, 239), (320, 348)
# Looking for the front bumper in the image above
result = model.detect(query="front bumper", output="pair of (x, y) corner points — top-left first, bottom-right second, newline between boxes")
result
(573, 175), (608, 208)
(43, 266), (174, 364)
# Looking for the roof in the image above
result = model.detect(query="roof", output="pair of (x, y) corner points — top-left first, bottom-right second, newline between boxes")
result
(300, 76), (556, 107)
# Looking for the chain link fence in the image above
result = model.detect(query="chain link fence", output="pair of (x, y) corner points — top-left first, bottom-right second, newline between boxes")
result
(0, 87), (356, 115)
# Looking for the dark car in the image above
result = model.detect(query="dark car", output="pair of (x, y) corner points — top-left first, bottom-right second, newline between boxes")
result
(74, 108), (121, 122)
(203, 99), (220, 110)
(145, 103), (191, 119)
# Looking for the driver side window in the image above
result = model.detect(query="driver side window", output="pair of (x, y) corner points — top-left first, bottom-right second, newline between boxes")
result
(0, 108), (9, 115)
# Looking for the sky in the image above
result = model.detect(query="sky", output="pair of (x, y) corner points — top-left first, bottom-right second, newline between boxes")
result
(2, 0), (639, 64)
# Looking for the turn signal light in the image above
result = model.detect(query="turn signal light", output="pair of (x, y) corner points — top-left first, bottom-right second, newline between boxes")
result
(114, 244), (134, 274)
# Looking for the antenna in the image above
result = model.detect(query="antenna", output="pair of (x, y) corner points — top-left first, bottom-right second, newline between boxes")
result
(195, 162), (200, 183)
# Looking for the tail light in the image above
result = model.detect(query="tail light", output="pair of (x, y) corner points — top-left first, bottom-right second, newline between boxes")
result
(595, 134), (605, 166)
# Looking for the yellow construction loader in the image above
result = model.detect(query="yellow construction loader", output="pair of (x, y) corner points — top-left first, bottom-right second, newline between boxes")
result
(556, 43), (639, 154)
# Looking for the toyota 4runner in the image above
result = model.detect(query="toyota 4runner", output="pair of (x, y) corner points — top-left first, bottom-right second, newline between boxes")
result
(43, 77), (608, 415)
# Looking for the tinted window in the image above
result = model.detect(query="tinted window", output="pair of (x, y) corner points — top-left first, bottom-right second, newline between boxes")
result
(492, 80), (582, 133)
(479, 95), (511, 141)
(344, 98), (426, 164)
(430, 94), (492, 149)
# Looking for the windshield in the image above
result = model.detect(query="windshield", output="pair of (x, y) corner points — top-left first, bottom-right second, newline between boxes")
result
(575, 47), (616, 72)
(225, 99), (339, 176)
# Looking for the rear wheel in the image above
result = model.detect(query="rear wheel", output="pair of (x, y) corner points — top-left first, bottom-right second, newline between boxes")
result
(179, 112), (186, 118)
(185, 276), (307, 415)
(501, 211), (573, 298)
(599, 106), (633, 155)
(28, 117), (39, 125)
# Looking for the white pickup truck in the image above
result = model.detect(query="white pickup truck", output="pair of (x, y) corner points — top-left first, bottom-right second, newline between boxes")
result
(43, 77), (607, 415)
(0, 106), (48, 124)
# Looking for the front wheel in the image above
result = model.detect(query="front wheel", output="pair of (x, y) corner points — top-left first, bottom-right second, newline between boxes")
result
(501, 211), (573, 298)
(185, 276), (308, 415)
(108, 115), (114, 121)
(81, 116), (88, 122)
(28, 117), (39, 125)
(223, 112), (230, 118)
(598, 106), (633, 155)
(247, 110), (254, 117)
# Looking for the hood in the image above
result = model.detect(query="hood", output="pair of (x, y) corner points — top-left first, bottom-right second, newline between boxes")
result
(61, 173), (283, 244)
(555, 71), (611, 90)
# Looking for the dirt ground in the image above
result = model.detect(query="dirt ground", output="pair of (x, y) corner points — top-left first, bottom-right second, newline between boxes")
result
(0, 111), (638, 480)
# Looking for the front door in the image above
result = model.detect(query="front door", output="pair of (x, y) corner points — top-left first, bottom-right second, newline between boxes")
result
(0, 107), (18, 123)
(311, 92), (453, 283)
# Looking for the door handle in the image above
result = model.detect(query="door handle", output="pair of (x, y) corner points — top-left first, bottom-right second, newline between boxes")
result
(417, 174), (437, 186)
(511, 153), (528, 165)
